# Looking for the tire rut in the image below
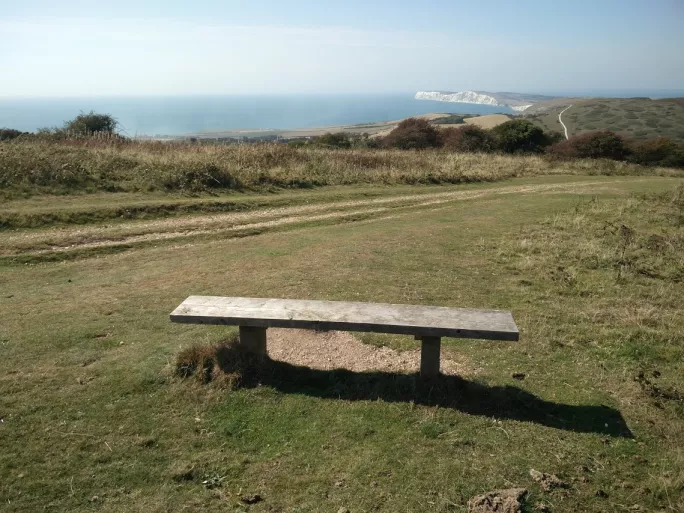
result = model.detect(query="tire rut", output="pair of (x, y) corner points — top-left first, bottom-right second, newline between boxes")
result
(0, 178), (643, 257)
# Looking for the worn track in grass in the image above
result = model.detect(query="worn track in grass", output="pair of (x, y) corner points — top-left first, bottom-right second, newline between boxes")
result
(0, 178), (654, 259)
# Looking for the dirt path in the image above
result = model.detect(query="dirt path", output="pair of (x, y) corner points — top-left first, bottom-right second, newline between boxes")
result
(559, 105), (572, 139)
(0, 178), (645, 257)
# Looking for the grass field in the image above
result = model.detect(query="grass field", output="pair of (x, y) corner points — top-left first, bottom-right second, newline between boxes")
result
(526, 98), (684, 140)
(1, 174), (683, 512)
(464, 114), (512, 129)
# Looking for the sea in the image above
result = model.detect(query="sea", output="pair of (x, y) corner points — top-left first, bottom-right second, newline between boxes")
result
(1, 91), (682, 137)
(0, 94), (514, 137)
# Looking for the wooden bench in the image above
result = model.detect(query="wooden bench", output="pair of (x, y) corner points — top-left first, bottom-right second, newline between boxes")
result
(170, 296), (519, 378)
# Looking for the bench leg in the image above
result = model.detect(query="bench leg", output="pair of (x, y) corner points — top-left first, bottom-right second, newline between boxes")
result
(420, 336), (441, 379)
(238, 326), (267, 356)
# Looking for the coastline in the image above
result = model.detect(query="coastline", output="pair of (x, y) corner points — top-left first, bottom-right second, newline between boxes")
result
(141, 113), (455, 141)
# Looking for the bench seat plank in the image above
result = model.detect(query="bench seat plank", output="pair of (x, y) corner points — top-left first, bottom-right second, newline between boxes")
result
(170, 296), (519, 341)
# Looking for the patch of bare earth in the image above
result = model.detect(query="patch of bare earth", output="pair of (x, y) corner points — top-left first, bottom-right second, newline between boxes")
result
(266, 329), (473, 375)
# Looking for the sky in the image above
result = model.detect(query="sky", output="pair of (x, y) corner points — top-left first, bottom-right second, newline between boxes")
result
(2, 0), (684, 97)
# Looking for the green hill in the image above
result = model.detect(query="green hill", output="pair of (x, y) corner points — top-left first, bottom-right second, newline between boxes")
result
(525, 97), (684, 140)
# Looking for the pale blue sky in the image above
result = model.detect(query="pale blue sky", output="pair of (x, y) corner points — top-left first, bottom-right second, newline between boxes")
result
(2, 0), (683, 96)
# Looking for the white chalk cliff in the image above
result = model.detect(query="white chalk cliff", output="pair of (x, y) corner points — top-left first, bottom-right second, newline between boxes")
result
(415, 90), (550, 112)
(415, 91), (500, 106)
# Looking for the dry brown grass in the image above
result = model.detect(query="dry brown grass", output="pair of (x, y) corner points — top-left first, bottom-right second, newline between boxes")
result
(464, 114), (512, 129)
(2, 138), (682, 198)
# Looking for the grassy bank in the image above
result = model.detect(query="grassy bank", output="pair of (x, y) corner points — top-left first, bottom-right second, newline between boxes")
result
(1, 138), (681, 199)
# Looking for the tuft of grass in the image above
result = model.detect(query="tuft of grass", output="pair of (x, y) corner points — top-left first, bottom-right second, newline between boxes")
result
(176, 343), (221, 383)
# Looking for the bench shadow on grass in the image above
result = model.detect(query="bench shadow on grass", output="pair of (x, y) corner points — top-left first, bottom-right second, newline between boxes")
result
(206, 345), (633, 438)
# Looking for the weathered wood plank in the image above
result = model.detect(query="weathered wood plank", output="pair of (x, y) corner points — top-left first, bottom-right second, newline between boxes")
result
(170, 296), (519, 341)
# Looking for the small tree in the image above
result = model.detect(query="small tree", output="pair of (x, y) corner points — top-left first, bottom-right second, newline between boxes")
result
(63, 111), (118, 135)
(383, 118), (441, 150)
(491, 119), (551, 153)
(440, 125), (495, 153)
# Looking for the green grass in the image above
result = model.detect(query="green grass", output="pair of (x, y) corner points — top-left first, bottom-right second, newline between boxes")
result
(1, 176), (683, 512)
(527, 97), (684, 140)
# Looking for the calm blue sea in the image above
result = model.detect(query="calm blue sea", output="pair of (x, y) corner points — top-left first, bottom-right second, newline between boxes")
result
(1, 91), (682, 136)
(0, 94), (513, 136)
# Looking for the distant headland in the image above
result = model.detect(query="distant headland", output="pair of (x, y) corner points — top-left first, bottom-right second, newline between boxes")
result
(415, 90), (559, 112)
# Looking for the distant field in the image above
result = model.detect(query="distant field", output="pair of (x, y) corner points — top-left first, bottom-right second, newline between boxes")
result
(464, 114), (511, 129)
(526, 97), (684, 140)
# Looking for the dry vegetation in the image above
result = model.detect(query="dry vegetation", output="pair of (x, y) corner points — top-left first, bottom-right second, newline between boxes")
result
(1, 137), (681, 198)
(464, 114), (512, 129)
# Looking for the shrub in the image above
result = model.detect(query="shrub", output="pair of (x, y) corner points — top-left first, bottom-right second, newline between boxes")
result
(491, 119), (551, 153)
(315, 132), (352, 149)
(440, 125), (495, 153)
(287, 139), (309, 148)
(550, 131), (628, 160)
(545, 131), (565, 145)
(350, 133), (382, 149)
(383, 118), (441, 150)
(63, 111), (118, 135)
(0, 128), (26, 141)
(628, 138), (684, 168)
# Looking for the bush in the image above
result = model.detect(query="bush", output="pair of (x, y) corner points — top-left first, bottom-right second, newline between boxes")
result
(628, 138), (684, 168)
(350, 133), (382, 149)
(440, 125), (495, 153)
(315, 132), (352, 149)
(491, 119), (551, 153)
(383, 118), (441, 150)
(550, 131), (628, 160)
(287, 139), (309, 148)
(63, 111), (118, 135)
(0, 128), (26, 141)
(432, 114), (469, 125)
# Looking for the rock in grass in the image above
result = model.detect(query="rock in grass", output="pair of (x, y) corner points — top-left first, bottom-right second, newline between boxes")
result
(467, 488), (527, 513)
(529, 469), (568, 491)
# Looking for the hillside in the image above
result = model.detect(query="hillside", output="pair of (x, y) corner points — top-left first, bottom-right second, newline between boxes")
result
(525, 97), (684, 140)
